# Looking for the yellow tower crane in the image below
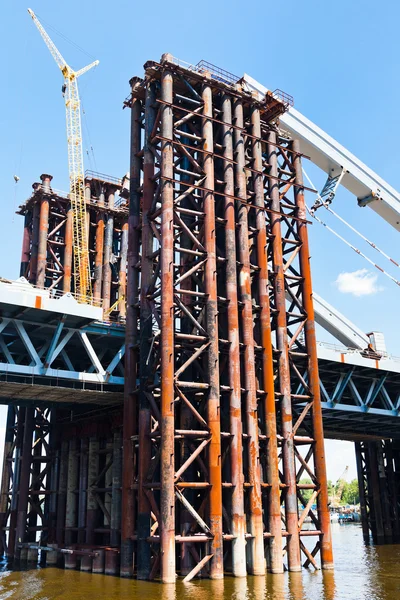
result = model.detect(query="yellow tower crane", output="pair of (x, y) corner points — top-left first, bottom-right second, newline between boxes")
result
(27, 8), (98, 303)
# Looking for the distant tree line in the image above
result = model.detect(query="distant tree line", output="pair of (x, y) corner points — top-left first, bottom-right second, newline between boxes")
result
(299, 478), (360, 505)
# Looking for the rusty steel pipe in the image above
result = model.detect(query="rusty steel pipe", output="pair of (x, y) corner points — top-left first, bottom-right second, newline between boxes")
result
(56, 440), (68, 546)
(292, 139), (333, 569)
(77, 438), (88, 545)
(20, 214), (31, 278)
(137, 80), (156, 580)
(63, 206), (73, 292)
(86, 436), (99, 545)
(121, 95), (141, 577)
(267, 130), (301, 571)
(0, 407), (16, 555)
(222, 93), (246, 577)
(233, 93), (265, 576)
(36, 174), (52, 288)
(118, 220), (128, 318)
(30, 203), (40, 284)
(93, 185), (105, 301)
(202, 76), (223, 580)
(251, 106), (283, 574)
(14, 407), (35, 559)
(65, 438), (78, 547)
(102, 188), (116, 313)
(160, 57), (176, 584)
(111, 430), (122, 548)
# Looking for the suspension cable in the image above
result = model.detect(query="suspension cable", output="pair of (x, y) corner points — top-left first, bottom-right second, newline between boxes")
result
(302, 168), (400, 287)
(306, 206), (400, 287)
(324, 204), (400, 268)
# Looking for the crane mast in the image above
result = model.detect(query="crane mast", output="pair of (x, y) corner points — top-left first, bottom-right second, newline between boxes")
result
(28, 8), (98, 303)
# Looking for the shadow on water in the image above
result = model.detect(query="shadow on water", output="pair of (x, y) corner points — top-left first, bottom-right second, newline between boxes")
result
(0, 525), (399, 599)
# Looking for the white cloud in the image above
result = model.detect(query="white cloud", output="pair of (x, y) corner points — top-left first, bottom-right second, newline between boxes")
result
(335, 269), (383, 297)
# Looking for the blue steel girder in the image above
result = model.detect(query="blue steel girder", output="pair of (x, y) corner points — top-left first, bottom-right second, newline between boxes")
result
(0, 316), (125, 397)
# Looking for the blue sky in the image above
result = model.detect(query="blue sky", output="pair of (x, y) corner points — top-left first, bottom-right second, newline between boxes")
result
(1, 0), (400, 480)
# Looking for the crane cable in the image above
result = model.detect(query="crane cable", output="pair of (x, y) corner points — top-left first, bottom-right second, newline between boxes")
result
(302, 169), (400, 288)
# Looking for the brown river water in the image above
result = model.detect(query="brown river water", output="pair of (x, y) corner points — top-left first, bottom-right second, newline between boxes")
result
(0, 524), (399, 600)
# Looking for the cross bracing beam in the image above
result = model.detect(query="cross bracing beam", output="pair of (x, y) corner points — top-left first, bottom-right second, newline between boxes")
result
(0, 316), (124, 390)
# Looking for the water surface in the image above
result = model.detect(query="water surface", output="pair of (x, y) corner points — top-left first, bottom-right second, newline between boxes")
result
(0, 524), (399, 600)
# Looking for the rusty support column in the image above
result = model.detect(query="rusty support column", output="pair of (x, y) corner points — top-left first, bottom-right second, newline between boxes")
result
(65, 438), (78, 546)
(63, 206), (73, 292)
(78, 438), (88, 544)
(292, 139), (333, 569)
(160, 56), (176, 584)
(87, 436), (99, 545)
(103, 187), (116, 313)
(368, 442), (385, 544)
(251, 106), (283, 574)
(0, 406), (16, 555)
(8, 407), (25, 558)
(20, 214), (31, 278)
(37, 174), (52, 288)
(121, 93), (141, 577)
(111, 430), (122, 547)
(234, 91), (264, 576)
(355, 442), (369, 542)
(14, 407), (34, 559)
(385, 441), (400, 541)
(93, 185), (105, 301)
(56, 440), (69, 546)
(377, 442), (393, 542)
(137, 80), (156, 580)
(118, 220), (128, 318)
(222, 93), (246, 577)
(30, 203), (40, 284)
(203, 76), (223, 579)
(267, 130), (301, 571)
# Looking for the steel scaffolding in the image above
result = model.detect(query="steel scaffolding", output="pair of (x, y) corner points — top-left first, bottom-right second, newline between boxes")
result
(121, 53), (332, 581)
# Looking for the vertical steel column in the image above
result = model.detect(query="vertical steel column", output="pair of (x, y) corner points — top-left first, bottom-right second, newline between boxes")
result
(103, 186), (116, 313)
(8, 407), (25, 558)
(65, 438), (78, 546)
(20, 214), (31, 278)
(93, 185), (105, 301)
(355, 442), (369, 542)
(111, 430), (122, 547)
(87, 436), (99, 545)
(368, 442), (385, 544)
(251, 105), (283, 574)
(267, 130), (301, 571)
(202, 76), (223, 579)
(234, 91), (264, 575)
(377, 442), (393, 542)
(384, 441), (400, 540)
(63, 206), (73, 292)
(14, 407), (34, 559)
(137, 80), (156, 580)
(118, 220), (128, 318)
(37, 174), (52, 288)
(0, 406), (15, 555)
(160, 57), (176, 584)
(121, 94), (141, 577)
(292, 139), (333, 569)
(78, 438), (88, 544)
(56, 440), (69, 546)
(222, 92), (246, 577)
(30, 203), (40, 284)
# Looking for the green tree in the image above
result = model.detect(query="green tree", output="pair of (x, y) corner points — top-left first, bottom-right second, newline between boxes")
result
(341, 479), (359, 505)
(299, 478), (313, 503)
